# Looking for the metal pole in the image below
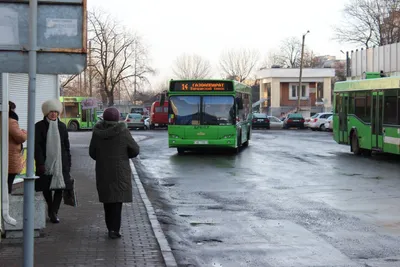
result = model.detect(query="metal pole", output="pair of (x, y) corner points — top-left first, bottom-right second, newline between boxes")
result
(89, 41), (92, 97)
(346, 51), (350, 78)
(297, 31), (309, 112)
(24, 0), (38, 266)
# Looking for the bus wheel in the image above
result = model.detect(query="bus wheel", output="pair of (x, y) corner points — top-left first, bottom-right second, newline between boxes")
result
(351, 132), (361, 155)
(177, 148), (185, 155)
(68, 121), (79, 132)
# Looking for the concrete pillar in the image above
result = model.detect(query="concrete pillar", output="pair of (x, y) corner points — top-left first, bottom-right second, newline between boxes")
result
(259, 81), (265, 113)
(271, 78), (281, 116)
(323, 77), (332, 111)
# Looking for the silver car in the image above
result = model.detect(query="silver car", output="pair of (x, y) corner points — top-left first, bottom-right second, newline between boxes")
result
(125, 113), (145, 129)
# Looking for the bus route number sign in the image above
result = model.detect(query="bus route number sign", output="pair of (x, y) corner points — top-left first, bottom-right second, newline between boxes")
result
(171, 81), (233, 91)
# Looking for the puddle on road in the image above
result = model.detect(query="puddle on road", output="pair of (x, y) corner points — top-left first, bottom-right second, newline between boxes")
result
(203, 205), (224, 210)
(195, 239), (223, 245)
(341, 173), (362, 177)
(190, 222), (216, 226)
(385, 259), (400, 262)
(162, 183), (175, 187)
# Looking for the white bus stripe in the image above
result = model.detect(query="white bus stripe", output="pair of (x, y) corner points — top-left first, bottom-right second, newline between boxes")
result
(384, 136), (400, 145)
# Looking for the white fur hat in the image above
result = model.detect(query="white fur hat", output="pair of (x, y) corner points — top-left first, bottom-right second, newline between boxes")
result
(42, 99), (63, 116)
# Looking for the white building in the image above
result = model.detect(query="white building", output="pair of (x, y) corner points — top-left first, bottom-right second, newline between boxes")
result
(256, 68), (335, 117)
(0, 73), (59, 238)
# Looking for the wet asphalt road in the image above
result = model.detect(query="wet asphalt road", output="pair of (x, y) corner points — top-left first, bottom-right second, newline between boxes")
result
(70, 129), (400, 267)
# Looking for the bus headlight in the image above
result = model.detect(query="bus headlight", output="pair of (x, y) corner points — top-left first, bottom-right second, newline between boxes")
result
(223, 134), (233, 139)
(170, 134), (179, 139)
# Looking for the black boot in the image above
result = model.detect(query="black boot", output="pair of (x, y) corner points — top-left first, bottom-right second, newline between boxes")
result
(108, 231), (121, 239)
(49, 212), (60, 224)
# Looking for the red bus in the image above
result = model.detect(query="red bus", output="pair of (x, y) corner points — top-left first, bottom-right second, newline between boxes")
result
(149, 101), (168, 129)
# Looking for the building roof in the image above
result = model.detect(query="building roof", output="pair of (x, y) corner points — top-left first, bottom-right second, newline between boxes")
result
(257, 68), (335, 79)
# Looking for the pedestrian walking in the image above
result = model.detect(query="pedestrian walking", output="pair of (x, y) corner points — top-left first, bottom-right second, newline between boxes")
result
(8, 101), (27, 194)
(35, 99), (72, 224)
(89, 107), (140, 239)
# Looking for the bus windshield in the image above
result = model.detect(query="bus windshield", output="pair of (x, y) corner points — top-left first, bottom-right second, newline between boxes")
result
(169, 95), (234, 125)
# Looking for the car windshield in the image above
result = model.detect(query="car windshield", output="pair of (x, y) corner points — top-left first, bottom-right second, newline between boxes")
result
(327, 115), (333, 120)
(253, 113), (267, 118)
(128, 113), (142, 119)
(288, 113), (303, 118)
(311, 114), (319, 118)
(268, 116), (280, 122)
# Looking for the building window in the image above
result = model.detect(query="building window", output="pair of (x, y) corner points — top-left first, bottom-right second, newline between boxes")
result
(289, 83), (309, 100)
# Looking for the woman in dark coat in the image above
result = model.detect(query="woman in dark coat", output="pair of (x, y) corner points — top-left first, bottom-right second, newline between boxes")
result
(89, 107), (140, 239)
(35, 99), (71, 224)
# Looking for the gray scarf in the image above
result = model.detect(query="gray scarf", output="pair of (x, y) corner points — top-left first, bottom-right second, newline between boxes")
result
(45, 118), (65, 190)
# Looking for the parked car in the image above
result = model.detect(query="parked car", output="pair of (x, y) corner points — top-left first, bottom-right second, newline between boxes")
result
(308, 112), (333, 131)
(252, 113), (270, 129)
(267, 116), (284, 129)
(283, 113), (305, 129)
(125, 113), (146, 130)
(144, 118), (150, 130)
(324, 115), (333, 131)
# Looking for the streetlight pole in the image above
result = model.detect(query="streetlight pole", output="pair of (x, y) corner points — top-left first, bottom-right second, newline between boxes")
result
(297, 30), (310, 112)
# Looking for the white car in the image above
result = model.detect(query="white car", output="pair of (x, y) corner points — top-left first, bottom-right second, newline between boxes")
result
(267, 116), (284, 129)
(308, 112), (333, 131)
(324, 115), (333, 131)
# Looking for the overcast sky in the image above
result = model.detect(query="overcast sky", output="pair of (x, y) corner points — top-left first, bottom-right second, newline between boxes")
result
(88, 0), (357, 88)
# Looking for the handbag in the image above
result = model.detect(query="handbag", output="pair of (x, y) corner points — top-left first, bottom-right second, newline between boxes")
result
(63, 178), (78, 207)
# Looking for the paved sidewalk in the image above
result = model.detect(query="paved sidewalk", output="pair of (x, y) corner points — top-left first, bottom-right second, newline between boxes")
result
(0, 145), (177, 267)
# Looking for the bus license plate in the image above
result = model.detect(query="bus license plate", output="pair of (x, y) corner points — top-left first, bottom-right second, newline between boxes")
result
(194, 140), (208, 144)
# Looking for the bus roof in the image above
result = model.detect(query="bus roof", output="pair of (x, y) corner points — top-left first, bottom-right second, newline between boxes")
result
(334, 76), (400, 92)
(60, 96), (92, 102)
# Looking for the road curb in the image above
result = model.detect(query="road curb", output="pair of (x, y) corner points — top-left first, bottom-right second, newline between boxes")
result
(129, 160), (178, 267)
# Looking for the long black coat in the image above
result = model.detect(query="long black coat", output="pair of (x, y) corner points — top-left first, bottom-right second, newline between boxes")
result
(34, 118), (71, 192)
(89, 121), (140, 203)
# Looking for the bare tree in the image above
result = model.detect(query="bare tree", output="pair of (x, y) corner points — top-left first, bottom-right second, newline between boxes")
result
(303, 50), (320, 68)
(334, 61), (347, 82)
(279, 37), (302, 68)
(334, 0), (400, 48)
(172, 53), (212, 79)
(259, 50), (284, 69)
(219, 48), (260, 82)
(88, 9), (155, 106)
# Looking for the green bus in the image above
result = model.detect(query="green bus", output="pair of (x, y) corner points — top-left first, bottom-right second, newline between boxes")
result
(60, 96), (99, 131)
(166, 79), (252, 154)
(333, 75), (400, 155)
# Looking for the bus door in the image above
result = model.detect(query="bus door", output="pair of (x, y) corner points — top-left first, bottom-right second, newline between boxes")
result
(81, 109), (95, 129)
(371, 91), (384, 150)
(338, 93), (349, 144)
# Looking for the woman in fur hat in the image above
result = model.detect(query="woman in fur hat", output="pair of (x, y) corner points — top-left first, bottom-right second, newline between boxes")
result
(8, 101), (27, 194)
(35, 99), (72, 224)
(89, 107), (140, 239)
